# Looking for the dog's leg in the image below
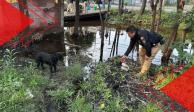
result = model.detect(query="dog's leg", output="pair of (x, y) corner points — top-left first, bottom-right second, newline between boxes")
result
(36, 61), (40, 69)
(50, 65), (53, 73)
(41, 62), (45, 70)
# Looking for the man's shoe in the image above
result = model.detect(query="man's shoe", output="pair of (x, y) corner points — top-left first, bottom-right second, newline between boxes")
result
(136, 72), (147, 81)
(136, 72), (143, 78)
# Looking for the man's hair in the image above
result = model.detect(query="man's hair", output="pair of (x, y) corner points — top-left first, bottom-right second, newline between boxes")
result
(126, 26), (137, 32)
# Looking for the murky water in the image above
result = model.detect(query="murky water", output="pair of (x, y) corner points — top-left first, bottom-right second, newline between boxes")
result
(12, 22), (192, 67)
(64, 26), (193, 66)
(84, 27), (162, 65)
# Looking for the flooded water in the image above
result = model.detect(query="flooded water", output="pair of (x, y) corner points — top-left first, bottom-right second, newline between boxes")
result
(84, 28), (163, 65)
(12, 23), (192, 67)
(64, 26), (193, 66)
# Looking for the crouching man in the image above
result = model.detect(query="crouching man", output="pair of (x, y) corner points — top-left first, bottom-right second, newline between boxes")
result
(121, 26), (165, 78)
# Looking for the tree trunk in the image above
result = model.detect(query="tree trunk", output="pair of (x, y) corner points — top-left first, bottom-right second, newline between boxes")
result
(74, 0), (80, 35)
(110, 30), (118, 57)
(17, 0), (30, 46)
(161, 0), (184, 65)
(108, 30), (111, 45)
(108, 0), (111, 12)
(100, 26), (105, 61)
(155, 0), (163, 32)
(151, 8), (157, 31)
(121, 0), (124, 12)
(58, 0), (65, 53)
(103, 0), (105, 9)
(161, 24), (179, 65)
(116, 31), (120, 55)
(177, 0), (185, 12)
(18, 0), (30, 31)
(98, 3), (105, 62)
(182, 23), (192, 42)
(59, 0), (64, 28)
(118, 0), (122, 14)
(150, 0), (159, 32)
(140, 0), (147, 15)
(182, 31), (186, 43)
(135, 0), (147, 21)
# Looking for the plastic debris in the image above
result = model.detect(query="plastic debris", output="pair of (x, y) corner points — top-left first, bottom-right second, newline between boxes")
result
(121, 63), (129, 71)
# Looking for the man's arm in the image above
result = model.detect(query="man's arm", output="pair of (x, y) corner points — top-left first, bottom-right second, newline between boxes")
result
(124, 38), (136, 56)
(144, 42), (152, 57)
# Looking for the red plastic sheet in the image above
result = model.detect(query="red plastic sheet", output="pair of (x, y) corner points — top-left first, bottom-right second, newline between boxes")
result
(0, 0), (32, 46)
(161, 66), (194, 111)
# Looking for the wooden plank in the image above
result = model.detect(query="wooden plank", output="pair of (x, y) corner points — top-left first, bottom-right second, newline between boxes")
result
(64, 10), (107, 22)
(64, 10), (107, 17)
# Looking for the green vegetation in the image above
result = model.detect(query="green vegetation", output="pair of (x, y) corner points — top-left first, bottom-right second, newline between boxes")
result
(138, 103), (163, 112)
(107, 9), (194, 29)
(46, 62), (163, 111)
(0, 49), (48, 112)
(65, 63), (83, 77)
(68, 96), (93, 112)
(107, 11), (176, 28)
(1, 47), (191, 111)
(153, 42), (194, 89)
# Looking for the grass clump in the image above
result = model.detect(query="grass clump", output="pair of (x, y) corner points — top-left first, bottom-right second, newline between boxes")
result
(0, 49), (48, 112)
(65, 63), (83, 77)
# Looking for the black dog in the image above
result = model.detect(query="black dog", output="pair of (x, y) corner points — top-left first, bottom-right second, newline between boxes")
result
(35, 52), (64, 73)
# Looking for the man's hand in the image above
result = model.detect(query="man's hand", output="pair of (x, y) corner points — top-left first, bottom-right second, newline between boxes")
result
(120, 55), (127, 63)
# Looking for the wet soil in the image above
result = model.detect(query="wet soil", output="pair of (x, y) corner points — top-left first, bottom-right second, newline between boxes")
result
(103, 56), (188, 111)
(13, 48), (91, 112)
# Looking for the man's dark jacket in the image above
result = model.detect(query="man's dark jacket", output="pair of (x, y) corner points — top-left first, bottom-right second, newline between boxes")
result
(124, 29), (164, 57)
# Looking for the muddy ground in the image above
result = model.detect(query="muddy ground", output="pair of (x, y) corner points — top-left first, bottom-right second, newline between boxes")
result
(13, 50), (187, 112)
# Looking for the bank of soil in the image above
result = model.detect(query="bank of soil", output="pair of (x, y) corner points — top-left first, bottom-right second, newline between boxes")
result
(14, 51), (187, 111)
(103, 56), (188, 111)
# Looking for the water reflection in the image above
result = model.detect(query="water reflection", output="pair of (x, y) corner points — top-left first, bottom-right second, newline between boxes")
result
(82, 28), (141, 63)
(65, 26), (193, 65)
(12, 25), (193, 68)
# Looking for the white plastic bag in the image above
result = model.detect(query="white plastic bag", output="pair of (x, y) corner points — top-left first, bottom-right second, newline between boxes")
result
(121, 63), (129, 71)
